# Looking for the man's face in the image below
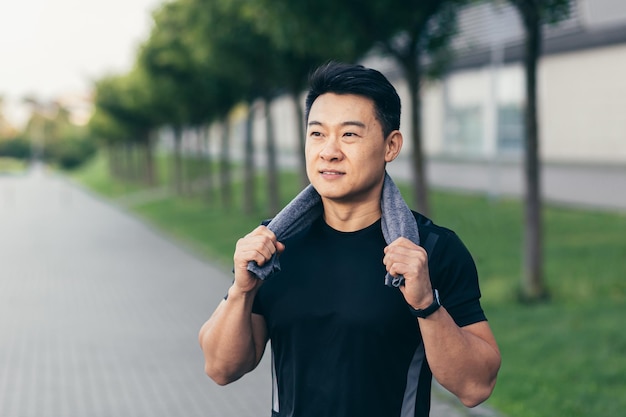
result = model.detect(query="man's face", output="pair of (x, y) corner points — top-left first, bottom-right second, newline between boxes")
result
(305, 93), (398, 205)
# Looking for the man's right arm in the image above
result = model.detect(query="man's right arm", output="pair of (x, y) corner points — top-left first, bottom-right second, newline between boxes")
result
(198, 289), (268, 385)
(198, 226), (283, 385)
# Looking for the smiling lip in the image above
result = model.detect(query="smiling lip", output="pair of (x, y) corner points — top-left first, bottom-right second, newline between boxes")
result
(319, 170), (344, 176)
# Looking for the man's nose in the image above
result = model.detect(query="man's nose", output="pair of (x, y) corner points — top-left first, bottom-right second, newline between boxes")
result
(320, 137), (342, 160)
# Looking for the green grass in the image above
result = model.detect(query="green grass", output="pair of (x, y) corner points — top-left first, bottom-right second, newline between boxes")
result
(71, 153), (146, 197)
(0, 157), (28, 173)
(487, 302), (626, 416)
(72, 154), (626, 417)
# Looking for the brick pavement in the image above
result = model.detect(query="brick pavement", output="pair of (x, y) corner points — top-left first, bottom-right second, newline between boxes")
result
(0, 168), (271, 417)
(0, 166), (500, 417)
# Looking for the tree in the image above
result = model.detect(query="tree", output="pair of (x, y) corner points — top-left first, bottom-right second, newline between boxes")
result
(88, 107), (132, 178)
(375, 2), (464, 216)
(1, 97), (30, 160)
(508, 0), (571, 301)
(236, 0), (369, 189)
(190, 0), (297, 215)
(92, 70), (160, 184)
(139, 4), (186, 193)
(142, 0), (278, 208)
(360, 0), (466, 215)
(244, 0), (468, 216)
(42, 103), (95, 170)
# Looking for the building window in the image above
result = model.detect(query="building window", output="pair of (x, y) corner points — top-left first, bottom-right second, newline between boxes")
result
(497, 103), (524, 153)
(445, 105), (484, 156)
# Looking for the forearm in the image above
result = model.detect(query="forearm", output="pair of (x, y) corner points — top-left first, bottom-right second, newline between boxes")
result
(419, 308), (501, 407)
(199, 286), (264, 385)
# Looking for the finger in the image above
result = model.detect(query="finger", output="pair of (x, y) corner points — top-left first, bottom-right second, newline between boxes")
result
(384, 237), (423, 253)
(383, 247), (427, 267)
(383, 250), (428, 282)
(235, 238), (273, 267)
(246, 225), (277, 241)
(385, 261), (418, 281)
(384, 247), (427, 268)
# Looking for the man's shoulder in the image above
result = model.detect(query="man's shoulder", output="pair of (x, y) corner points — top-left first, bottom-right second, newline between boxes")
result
(410, 210), (466, 257)
(410, 210), (457, 238)
(260, 216), (322, 244)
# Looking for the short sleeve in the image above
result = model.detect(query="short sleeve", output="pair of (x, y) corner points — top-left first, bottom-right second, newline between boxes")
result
(424, 228), (486, 327)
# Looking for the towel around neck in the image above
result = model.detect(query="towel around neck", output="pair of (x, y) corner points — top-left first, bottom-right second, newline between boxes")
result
(247, 172), (419, 287)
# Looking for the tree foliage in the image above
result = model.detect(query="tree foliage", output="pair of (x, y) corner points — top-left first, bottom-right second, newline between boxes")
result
(96, 0), (578, 225)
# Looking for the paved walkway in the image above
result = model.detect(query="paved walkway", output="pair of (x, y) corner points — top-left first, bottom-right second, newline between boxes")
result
(0, 167), (270, 417)
(0, 166), (499, 417)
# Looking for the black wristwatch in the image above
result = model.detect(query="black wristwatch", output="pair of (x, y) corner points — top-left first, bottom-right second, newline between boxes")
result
(408, 289), (441, 318)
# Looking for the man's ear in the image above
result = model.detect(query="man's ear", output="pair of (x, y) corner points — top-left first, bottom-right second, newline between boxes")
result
(384, 130), (403, 163)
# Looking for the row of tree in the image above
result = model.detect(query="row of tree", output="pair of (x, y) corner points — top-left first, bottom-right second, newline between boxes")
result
(0, 97), (96, 170)
(90, 0), (571, 301)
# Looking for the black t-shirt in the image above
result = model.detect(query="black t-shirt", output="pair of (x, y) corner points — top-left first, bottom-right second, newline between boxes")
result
(252, 212), (486, 417)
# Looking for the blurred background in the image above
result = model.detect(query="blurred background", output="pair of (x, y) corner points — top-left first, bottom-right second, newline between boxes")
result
(2, 0), (625, 169)
(1, 1), (625, 417)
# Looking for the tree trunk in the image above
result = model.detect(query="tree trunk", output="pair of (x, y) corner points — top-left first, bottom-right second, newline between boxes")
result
(220, 118), (232, 209)
(133, 143), (143, 183)
(112, 144), (123, 180)
(202, 125), (214, 203)
(181, 129), (191, 196)
(143, 133), (155, 187)
(404, 56), (431, 217)
(520, 2), (548, 301)
(265, 98), (280, 216)
(290, 90), (308, 188)
(124, 142), (134, 182)
(243, 104), (256, 215)
(106, 143), (118, 178)
(190, 127), (204, 197)
(172, 125), (183, 195)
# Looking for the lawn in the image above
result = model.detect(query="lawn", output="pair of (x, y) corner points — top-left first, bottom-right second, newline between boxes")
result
(0, 157), (28, 173)
(72, 154), (626, 417)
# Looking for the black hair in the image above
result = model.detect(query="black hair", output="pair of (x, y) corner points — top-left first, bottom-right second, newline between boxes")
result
(304, 61), (401, 138)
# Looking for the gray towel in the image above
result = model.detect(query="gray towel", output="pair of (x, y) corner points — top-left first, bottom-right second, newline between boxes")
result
(247, 172), (419, 287)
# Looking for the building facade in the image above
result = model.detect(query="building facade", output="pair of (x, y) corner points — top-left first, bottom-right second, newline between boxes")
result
(397, 0), (626, 164)
(212, 0), (626, 169)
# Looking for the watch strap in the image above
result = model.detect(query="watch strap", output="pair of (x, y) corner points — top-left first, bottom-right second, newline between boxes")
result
(408, 289), (441, 318)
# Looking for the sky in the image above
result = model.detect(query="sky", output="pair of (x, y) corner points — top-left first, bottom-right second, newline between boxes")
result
(0, 0), (162, 125)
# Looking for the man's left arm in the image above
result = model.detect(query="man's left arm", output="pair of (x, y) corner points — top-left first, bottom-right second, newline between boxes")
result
(384, 237), (501, 407)
(417, 307), (500, 407)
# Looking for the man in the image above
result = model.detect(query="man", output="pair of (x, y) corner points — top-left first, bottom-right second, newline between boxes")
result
(199, 62), (501, 417)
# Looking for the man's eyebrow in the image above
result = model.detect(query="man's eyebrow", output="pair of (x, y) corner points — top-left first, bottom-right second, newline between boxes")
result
(307, 120), (366, 128)
(341, 121), (366, 128)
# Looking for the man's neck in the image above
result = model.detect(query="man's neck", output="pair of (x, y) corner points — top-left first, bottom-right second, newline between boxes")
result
(321, 198), (382, 232)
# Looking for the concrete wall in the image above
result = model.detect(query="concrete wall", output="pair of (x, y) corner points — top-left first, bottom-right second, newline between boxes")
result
(399, 41), (626, 164)
(540, 43), (626, 163)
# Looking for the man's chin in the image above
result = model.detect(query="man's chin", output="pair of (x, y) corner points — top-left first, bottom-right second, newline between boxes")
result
(319, 192), (370, 206)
